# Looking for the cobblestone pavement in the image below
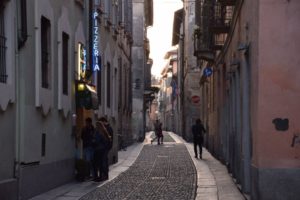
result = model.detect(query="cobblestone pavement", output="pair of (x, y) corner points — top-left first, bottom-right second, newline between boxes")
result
(150, 131), (175, 143)
(80, 143), (196, 200)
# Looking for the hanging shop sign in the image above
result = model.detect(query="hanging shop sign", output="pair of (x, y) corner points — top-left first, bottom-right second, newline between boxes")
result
(77, 43), (87, 80)
(92, 11), (100, 72)
(203, 67), (213, 77)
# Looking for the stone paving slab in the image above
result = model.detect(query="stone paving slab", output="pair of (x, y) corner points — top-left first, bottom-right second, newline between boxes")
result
(80, 144), (197, 200)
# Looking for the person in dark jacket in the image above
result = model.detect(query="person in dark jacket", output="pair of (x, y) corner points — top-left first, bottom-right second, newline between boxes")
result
(93, 120), (112, 182)
(192, 119), (206, 159)
(99, 117), (113, 150)
(81, 117), (95, 178)
(157, 123), (163, 145)
(151, 120), (160, 144)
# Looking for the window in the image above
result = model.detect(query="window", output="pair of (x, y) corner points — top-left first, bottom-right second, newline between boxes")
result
(41, 16), (51, 89)
(107, 62), (111, 108)
(118, 0), (123, 25)
(135, 78), (141, 90)
(62, 32), (69, 95)
(0, 6), (7, 83)
(114, 68), (117, 111)
(105, 0), (112, 20)
(97, 60), (101, 105)
(18, 0), (28, 49)
(41, 133), (46, 157)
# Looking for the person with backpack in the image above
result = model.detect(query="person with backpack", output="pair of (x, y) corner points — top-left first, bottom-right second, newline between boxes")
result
(192, 119), (206, 159)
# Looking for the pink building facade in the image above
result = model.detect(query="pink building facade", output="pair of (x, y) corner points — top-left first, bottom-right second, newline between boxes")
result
(195, 0), (300, 199)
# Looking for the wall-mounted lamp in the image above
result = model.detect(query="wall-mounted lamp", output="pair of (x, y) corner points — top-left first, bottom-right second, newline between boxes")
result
(78, 83), (85, 91)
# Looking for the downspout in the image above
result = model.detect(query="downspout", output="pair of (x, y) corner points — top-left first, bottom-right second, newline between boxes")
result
(15, 0), (21, 182)
(240, 45), (251, 193)
(181, 8), (186, 140)
(15, 1), (25, 199)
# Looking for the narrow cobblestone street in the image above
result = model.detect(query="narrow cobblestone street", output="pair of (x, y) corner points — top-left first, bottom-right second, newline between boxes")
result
(80, 143), (197, 200)
(29, 132), (245, 200)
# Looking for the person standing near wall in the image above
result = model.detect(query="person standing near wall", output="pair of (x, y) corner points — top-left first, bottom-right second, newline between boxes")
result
(93, 120), (112, 182)
(99, 117), (113, 151)
(192, 119), (206, 159)
(81, 117), (95, 179)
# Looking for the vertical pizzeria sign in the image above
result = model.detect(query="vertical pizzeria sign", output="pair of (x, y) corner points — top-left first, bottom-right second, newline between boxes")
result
(93, 11), (100, 72)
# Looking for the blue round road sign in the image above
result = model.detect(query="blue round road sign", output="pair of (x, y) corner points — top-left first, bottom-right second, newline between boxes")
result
(203, 67), (213, 77)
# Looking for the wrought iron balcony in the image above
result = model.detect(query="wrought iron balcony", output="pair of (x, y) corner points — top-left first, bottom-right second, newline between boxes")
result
(210, 3), (233, 34)
(193, 28), (214, 61)
(218, 0), (236, 6)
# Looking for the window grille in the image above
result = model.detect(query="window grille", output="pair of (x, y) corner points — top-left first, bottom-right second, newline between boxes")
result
(0, 7), (7, 83)
(41, 16), (51, 89)
(62, 32), (69, 95)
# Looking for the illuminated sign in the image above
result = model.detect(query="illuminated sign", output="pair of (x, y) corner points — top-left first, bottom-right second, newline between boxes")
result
(93, 11), (100, 72)
(77, 43), (87, 79)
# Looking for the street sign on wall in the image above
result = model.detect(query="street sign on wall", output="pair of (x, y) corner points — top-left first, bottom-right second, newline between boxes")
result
(191, 95), (200, 104)
(203, 67), (213, 77)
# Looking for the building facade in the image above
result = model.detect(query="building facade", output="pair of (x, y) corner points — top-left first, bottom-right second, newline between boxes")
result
(194, 0), (300, 199)
(158, 50), (178, 132)
(172, 2), (201, 141)
(0, 0), (87, 199)
(131, 0), (153, 141)
(0, 0), (134, 199)
(91, 0), (133, 162)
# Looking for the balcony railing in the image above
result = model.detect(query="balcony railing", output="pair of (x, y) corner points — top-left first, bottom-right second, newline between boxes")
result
(193, 30), (214, 61)
(218, 0), (236, 6)
(210, 3), (233, 34)
(194, 1), (235, 60)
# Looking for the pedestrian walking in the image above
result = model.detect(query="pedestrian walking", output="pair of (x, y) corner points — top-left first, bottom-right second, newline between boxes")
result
(157, 123), (164, 145)
(151, 120), (160, 144)
(93, 120), (112, 182)
(192, 119), (206, 159)
(81, 117), (95, 179)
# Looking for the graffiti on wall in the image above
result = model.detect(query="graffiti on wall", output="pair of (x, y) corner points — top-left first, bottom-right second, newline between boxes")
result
(291, 134), (300, 147)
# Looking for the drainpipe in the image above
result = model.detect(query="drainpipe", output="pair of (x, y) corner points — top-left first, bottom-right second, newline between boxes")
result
(180, 9), (186, 140)
(15, 2), (20, 181)
(15, 1), (26, 199)
(239, 43), (251, 193)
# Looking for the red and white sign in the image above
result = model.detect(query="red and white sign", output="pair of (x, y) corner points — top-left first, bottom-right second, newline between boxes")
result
(191, 95), (200, 104)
